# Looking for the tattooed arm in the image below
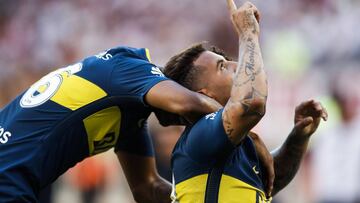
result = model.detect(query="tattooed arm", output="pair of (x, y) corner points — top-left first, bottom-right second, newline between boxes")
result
(271, 100), (328, 196)
(223, 1), (268, 145)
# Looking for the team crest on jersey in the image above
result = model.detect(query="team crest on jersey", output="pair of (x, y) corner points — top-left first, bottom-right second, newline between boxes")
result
(151, 67), (165, 77)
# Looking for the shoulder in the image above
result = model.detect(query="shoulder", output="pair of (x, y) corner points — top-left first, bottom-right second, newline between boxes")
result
(190, 109), (224, 132)
(82, 46), (152, 68)
(108, 46), (151, 62)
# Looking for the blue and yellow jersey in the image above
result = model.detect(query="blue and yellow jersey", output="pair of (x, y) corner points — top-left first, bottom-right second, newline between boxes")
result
(171, 109), (271, 203)
(0, 46), (168, 201)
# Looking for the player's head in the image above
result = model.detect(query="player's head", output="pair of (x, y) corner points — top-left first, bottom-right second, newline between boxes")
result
(163, 43), (237, 106)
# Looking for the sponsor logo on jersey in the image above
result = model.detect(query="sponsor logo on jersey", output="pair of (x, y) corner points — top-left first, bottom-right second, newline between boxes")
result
(151, 67), (165, 77)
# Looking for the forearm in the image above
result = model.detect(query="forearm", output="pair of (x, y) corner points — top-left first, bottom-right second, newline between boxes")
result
(145, 80), (221, 125)
(116, 152), (172, 203)
(271, 129), (310, 196)
(231, 35), (267, 104)
(152, 177), (172, 203)
(182, 92), (222, 123)
(132, 177), (172, 203)
(154, 92), (221, 126)
(223, 34), (268, 143)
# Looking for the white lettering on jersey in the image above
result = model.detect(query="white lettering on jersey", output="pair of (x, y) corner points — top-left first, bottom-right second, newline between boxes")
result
(20, 63), (82, 108)
(0, 126), (12, 144)
(151, 67), (165, 77)
(205, 112), (218, 120)
(95, 50), (112, 60)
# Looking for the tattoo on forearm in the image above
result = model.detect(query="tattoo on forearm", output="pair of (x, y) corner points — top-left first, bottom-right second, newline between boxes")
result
(223, 35), (267, 140)
(240, 87), (267, 117)
(234, 38), (263, 88)
(272, 131), (309, 195)
(234, 37), (266, 117)
(245, 38), (256, 78)
(223, 109), (235, 136)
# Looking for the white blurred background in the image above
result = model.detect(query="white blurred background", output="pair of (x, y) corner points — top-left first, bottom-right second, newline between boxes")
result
(0, 0), (359, 202)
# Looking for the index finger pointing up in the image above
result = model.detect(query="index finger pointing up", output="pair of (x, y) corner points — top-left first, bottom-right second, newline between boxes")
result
(227, 0), (237, 13)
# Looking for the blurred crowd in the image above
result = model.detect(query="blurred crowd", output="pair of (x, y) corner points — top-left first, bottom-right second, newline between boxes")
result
(0, 0), (359, 202)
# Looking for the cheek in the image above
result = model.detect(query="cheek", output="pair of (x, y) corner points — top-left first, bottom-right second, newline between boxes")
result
(225, 73), (234, 88)
(217, 76), (233, 95)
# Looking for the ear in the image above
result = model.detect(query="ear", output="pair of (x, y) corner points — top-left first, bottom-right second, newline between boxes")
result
(197, 88), (215, 99)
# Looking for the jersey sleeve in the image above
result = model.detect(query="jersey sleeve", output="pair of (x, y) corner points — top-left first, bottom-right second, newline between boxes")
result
(184, 109), (235, 164)
(114, 121), (154, 156)
(109, 52), (169, 105)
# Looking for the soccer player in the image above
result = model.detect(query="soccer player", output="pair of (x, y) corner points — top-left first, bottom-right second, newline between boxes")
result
(0, 45), (224, 202)
(165, 1), (328, 202)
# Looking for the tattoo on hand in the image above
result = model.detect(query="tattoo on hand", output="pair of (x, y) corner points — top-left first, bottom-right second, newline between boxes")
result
(240, 11), (257, 35)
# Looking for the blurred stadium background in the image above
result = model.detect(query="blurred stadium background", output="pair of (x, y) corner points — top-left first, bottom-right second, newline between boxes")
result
(0, 0), (359, 202)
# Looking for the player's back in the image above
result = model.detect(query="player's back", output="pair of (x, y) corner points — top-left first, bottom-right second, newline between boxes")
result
(0, 46), (168, 202)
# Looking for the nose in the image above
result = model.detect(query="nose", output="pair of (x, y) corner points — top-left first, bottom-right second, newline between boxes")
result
(229, 61), (238, 73)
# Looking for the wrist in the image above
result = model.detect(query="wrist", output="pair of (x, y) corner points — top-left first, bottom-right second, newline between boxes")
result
(239, 32), (259, 41)
(289, 127), (311, 143)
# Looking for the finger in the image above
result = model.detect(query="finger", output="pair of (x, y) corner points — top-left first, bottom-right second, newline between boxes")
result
(295, 116), (313, 129)
(226, 0), (237, 14)
(296, 99), (314, 112)
(254, 9), (261, 23)
(313, 101), (322, 111)
(312, 101), (328, 121)
(267, 167), (274, 197)
(267, 179), (273, 198)
(313, 102), (325, 117)
(297, 100), (321, 114)
(245, 1), (255, 8)
(311, 101), (328, 121)
(304, 99), (316, 108)
(320, 103), (328, 121)
(318, 109), (328, 121)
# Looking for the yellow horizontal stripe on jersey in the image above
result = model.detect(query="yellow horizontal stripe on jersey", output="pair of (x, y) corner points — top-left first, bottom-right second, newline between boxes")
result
(145, 48), (152, 62)
(50, 74), (107, 111)
(175, 174), (208, 203)
(83, 106), (121, 155)
(218, 175), (270, 203)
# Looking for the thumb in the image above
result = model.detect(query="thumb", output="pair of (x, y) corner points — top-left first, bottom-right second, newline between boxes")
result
(295, 116), (313, 129)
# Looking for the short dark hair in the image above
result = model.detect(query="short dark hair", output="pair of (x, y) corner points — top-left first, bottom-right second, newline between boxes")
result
(163, 42), (231, 90)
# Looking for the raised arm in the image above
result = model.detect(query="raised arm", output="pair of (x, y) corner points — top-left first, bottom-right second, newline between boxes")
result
(145, 80), (221, 124)
(271, 100), (328, 195)
(223, 1), (268, 144)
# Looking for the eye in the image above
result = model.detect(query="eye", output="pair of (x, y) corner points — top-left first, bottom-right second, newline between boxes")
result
(220, 62), (227, 71)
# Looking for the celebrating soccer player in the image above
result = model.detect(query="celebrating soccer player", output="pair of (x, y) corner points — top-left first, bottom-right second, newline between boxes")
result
(166, 1), (328, 202)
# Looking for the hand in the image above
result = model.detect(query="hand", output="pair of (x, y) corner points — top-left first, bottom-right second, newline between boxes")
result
(226, 0), (261, 37)
(153, 108), (190, 126)
(248, 131), (274, 198)
(293, 100), (328, 137)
